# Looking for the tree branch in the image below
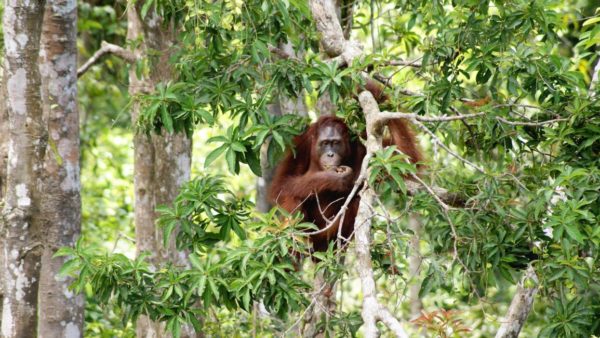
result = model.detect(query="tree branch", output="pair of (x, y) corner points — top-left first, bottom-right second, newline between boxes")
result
(353, 90), (409, 338)
(495, 266), (538, 338)
(388, 60), (422, 67)
(77, 41), (137, 77)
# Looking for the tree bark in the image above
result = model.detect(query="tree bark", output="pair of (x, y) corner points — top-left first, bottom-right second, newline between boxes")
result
(0, 52), (7, 334)
(355, 91), (409, 338)
(0, 66), (7, 199)
(495, 266), (538, 338)
(1, 0), (48, 337)
(407, 214), (423, 319)
(126, 5), (194, 338)
(37, 0), (84, 336)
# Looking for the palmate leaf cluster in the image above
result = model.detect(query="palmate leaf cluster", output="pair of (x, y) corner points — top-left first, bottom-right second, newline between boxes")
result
(68, 0), (600, 336)
(58, 175), (313, 337)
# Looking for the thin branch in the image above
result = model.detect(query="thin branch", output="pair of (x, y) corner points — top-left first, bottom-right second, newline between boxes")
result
(413, 119), (486, 174)
(405, 166), (471, 273)
(380, 111), (565, 126)
(495, 116), (567, 126)
(388, 59), (423, 68)
(408, 171), (453, 211)
(77, 41), (137, 77)
(379, 111), (486, 122)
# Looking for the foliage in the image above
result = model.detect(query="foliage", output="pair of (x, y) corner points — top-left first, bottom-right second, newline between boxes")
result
(59, 175), (314, 337)
(412, 309), (471, 338)
(369, 146), (418, 195)
(71, 0), (600, 336)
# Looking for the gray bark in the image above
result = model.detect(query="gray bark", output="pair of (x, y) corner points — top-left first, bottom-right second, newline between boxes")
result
(38, 0), (84, 336)
(407, 214), (423, 319)
(126, 5), (194, 338)
(1, 0), (48, 336)
(0, 66), (7, 198)
(0, 53), (6, 334)
(355, 91), (408, 338)
(495, 266), (538, 338)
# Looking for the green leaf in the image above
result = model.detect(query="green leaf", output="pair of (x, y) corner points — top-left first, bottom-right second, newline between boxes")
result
(58, 258), (79, 276)
(140, 0), (155, 19)
(583, 17), (600, 27)
(231, 142), (246, 152)
(53, 247), (75, 258)
(226, 149), (237, 173)
(189, 315), (202, 332)
(272, 131), (286, 151)
(245, 150), (262, 177)
(204, 145), (227, 168)
(161, 106), (174, 133)
(565, 224), (585, 244)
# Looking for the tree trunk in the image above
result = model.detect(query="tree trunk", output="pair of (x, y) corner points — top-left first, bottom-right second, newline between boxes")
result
(1, 0), (48, 337)
(126, 5), (193, 338)
(0, 53), (7, 334)
(0, 66), (7, 198)
(37, 0), (84, 336)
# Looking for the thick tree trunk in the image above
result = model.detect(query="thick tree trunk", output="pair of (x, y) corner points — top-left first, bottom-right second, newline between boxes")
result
(37, 0), (84, 336)
(0, 55), (7, 334)
(0, 68), (7, 198)
(1, 0), (48, 337)
(0, 55), (8, 332)
(127, 5), (193, 338)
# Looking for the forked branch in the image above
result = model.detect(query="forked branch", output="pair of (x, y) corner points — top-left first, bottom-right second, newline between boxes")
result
(78, 41), (137, 77)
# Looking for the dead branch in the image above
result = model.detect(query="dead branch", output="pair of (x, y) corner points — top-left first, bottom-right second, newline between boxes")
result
(77, 41), (137, 77)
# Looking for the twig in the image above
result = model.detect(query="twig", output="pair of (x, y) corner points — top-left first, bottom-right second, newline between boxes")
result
(77, 41), (137, 77)
(111, 232), (136, 253)
(388, 59), (423, 68)
(379, 111), (485, 122)
(494, 116), (567, 126)
(412, 119), (486, 174)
